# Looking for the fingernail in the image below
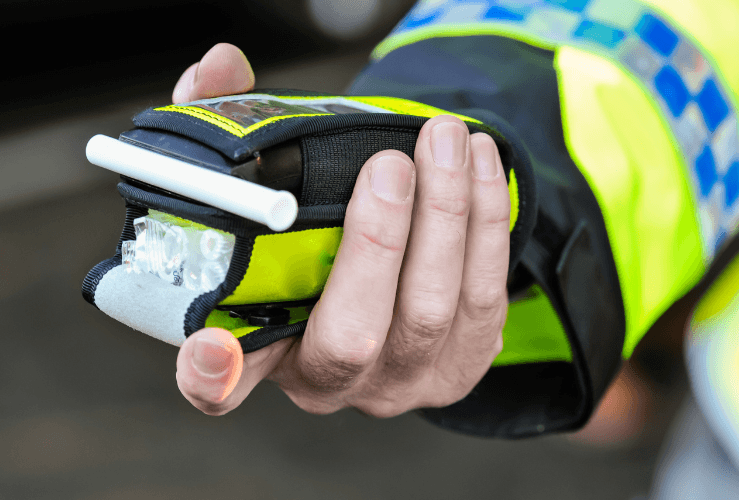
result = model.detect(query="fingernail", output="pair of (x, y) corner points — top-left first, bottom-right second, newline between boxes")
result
(473, 138), (501, 181)
(431, 122), (468, 170)
(370, 156), (414, 203)
(192, 337), (233, 376)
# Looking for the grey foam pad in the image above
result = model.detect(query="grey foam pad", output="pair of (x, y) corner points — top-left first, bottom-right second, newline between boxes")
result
(94, 266), (201, 347)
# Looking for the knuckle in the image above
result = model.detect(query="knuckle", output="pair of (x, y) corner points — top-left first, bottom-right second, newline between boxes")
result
(382, 335), (436, 382)
(399, 305), (455, 342)
(320, 323), (381, 364)
(300, 347), (369, 393)
(345, 196), (409, 258)
(352, 228), (406, 263)
(343, 206), (408, 265)
(471, 188), (510, 225)
(483, 199), (511, 227)
(458, 284), (507, 319)
(298, 317), (384, 393)
(471, 184), (510, 228)
(483, 201), (511, 227)
(427, 195), (470, 221)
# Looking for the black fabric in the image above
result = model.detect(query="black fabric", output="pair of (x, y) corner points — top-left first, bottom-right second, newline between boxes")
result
(118, 180), (265, 236)
(456, 108), (537, 276)
(134, 106), (432, 162)
(231, 140), (303, 195)
(350, 35), (625, 437)
(296, 204), (347, 222)
(81, 256), (120, 308)
(81, 204), (148, 307)
(300, 126), (418, 206)
(119, 128), (236, 174)
(238, 320), (309, 353)
(555, 222), (623, 409)
(117, 182), (346, 235)
(418, 362), (582, 438)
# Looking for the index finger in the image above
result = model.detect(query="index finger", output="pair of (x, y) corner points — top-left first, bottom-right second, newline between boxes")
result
(278, 151), (416, 401)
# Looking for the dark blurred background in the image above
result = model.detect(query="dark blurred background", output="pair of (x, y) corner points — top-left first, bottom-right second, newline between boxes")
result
(0, 1), (688, 498)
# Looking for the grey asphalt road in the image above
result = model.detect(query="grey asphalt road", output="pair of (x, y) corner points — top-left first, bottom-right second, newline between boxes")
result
(0, 48), (680, 500)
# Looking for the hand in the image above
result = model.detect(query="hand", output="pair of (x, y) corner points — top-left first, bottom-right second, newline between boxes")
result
(173, 43), (510, 418)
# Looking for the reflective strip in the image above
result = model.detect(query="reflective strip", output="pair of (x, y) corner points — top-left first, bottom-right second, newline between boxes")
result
(375, 0), (739, 259)
(154, 104), (251, 137)
(171, 94), (487, 131)
(154, 105), (332, 139)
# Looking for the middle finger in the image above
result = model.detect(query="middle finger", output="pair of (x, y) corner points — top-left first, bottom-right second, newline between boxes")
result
(379, 115), (473, 380)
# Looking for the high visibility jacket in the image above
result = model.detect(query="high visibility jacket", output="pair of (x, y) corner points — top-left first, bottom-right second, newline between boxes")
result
(348, 0), (739, 437)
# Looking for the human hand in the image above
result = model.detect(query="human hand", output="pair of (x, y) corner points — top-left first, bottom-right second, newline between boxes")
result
(173, 43), (511, 418)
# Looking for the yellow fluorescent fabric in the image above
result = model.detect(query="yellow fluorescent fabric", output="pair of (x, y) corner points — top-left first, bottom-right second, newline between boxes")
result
(555, 48), (704, 358)
(493, 286), (572, 366)
(205, 307), (312, 338)
(220, 227), (343, 306)
(371, 24), (557, 61)
(233, 113), (332, 137)
(691, 253), (739, 328)
(346, 96), (484, 126)
(508, 168), (518, 233)
(148, 210), (212, 231)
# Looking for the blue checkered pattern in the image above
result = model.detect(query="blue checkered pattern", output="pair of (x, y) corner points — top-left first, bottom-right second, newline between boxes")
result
(382, 0), (739, 258)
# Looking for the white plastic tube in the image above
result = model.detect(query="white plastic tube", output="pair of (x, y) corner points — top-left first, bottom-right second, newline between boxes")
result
(86, 134), (298, 231)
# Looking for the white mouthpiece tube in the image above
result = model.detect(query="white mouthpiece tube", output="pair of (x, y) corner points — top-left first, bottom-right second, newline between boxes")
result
(86, 134), (298, 231)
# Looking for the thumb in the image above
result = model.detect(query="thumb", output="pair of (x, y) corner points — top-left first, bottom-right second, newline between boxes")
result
(172, 43), (255, 104)
(176, 328), (244, 415)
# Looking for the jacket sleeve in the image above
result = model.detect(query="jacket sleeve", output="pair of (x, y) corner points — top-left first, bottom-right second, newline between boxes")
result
(348, 33), (626, 438)
(347, 0), (739, 438)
